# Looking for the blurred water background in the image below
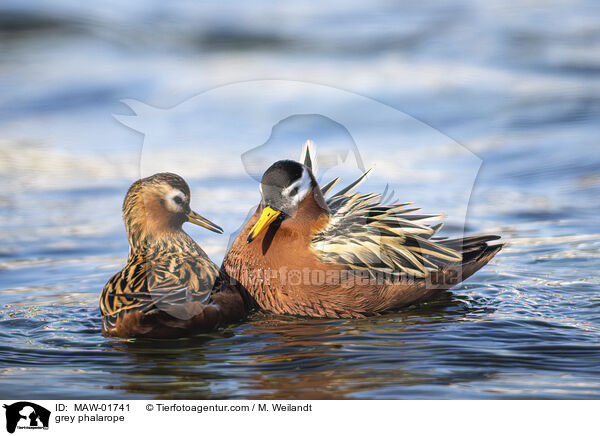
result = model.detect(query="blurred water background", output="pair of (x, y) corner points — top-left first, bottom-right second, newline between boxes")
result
(1, 0), (599, 399)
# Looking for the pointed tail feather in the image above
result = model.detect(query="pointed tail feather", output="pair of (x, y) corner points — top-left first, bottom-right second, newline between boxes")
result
(431, 242), (503, 290)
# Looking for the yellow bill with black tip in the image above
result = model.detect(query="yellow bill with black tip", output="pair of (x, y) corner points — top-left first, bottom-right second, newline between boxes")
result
(187, 210), (223, 234)
(247, 206), (281, 243)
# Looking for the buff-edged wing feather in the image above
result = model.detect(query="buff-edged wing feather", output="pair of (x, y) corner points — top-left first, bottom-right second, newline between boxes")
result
(100, 251), (217, 328)
(311, 170), (463, 278)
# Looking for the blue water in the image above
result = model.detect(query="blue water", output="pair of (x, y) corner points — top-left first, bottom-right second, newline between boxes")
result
(1, 1), (599, 399)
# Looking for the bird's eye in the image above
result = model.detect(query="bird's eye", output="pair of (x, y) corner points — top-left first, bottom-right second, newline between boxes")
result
(173, 196), (183, 205)
(289, 186), (299, 197)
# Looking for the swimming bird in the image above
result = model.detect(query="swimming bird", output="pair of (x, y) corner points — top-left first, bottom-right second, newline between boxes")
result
(222, 142), (502, 318)
(100, 172), (245, 338)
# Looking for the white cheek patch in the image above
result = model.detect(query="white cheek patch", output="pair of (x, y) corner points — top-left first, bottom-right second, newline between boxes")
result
(166, 189), (188, 212)
(283, 167), (312, 206)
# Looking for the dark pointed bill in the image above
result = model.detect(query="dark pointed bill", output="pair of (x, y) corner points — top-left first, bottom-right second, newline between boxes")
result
(187, 210), (223, 234)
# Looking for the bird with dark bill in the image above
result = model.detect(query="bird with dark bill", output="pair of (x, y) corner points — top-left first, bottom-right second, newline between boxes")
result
(100, 172), (245, 338)
(222, 142), (502, 318)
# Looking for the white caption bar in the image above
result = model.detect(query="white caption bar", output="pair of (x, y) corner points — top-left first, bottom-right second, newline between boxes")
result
(1, 400), (597, 436)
